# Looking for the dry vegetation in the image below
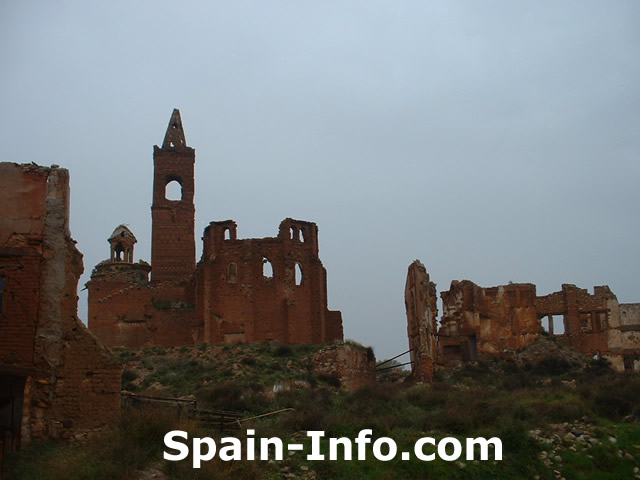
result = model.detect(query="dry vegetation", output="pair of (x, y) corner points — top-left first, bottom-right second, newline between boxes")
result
(6, 338), (640, 479)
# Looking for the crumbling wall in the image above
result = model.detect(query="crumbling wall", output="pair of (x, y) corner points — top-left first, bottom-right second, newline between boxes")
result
(312, 343), (375, 392)
(404, 260), (437, 382)
(404, 259), (640, 376)
(0, 164), (47, 366)
(88, 270), (202, 348)
(439, 280), (540, 361)
(0, 163), (121, 450)
(535, 285), (617, 366)
(616, 304), (640, 371)
(87, 110), (343, 349)
(196, 218), (343, 345)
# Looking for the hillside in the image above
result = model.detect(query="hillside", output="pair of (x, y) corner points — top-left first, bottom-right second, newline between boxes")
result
(5, 337), (640, 480)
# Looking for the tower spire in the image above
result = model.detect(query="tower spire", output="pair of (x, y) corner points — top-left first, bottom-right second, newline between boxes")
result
(151, 109), (196, 283)
(162, 108), (187, 150)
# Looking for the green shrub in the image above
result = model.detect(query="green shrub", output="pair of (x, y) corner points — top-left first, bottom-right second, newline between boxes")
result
(533, 357), (573, 376)
(273, 344), (293, 357)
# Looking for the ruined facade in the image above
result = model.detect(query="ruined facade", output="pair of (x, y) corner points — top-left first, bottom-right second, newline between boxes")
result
(405, 261), (437, 383)
(405, 260), (640, 382)
(87, 109), (343, 348)
(439, 280), (540, 362)
(0, 163), (121, 458)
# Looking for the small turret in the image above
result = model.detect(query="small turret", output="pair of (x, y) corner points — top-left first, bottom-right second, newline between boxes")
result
(108, 224), (137, 263)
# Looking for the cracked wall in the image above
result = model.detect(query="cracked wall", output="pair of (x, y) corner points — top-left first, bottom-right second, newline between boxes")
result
(405, 260), (640, 381)
(196, 218), (343, 345)
(312, 343), (375, 392)
(0, 163), (121, 455)
(404, 261), (437, 382)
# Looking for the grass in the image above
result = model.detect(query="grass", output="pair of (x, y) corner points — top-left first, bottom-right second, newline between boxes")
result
(6, 343), (640, 479)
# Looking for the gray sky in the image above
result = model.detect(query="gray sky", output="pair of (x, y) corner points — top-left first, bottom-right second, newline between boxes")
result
(2, 1), (639, 362)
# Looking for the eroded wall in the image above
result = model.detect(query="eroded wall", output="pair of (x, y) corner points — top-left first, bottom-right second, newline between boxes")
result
(197, 218), (343, 345)
(439, 280), (540, 361)
(404, 260), (437, 382)
(0, 163), (121, 452)
(312, 343), (376, 392)
(88, 110), (343, 348)
(404, 260), (640, 379)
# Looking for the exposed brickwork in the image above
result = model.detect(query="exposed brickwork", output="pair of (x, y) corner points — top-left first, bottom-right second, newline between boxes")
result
(151, 109), (196, 283)
(439, 280), (540, 360)
(312, 343), (376, 392)
(87, 110), (343, 348)
(405, 260), (640, 381)
(0, 163), (121, 456)
(197, 219), (343, 344)
(404, 261), (437, 383)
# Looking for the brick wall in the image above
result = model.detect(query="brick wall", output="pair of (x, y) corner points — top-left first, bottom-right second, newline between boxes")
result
(0, 162), (121, 448)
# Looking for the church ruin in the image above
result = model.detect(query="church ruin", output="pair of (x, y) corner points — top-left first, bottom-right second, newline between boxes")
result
(87, 109), (343, 348)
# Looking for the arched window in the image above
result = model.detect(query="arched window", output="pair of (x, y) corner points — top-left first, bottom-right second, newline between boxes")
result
(263, 257), (273, 279)
(224, 228), (231, 240)
(290, 226), (297, 240)
(114, 243), (125, 261)
(165, 179), (182, 200)
(295, 262), (303, 286)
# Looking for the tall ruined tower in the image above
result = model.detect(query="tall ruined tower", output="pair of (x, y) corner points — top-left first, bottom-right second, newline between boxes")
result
(151, 109), (196, 282)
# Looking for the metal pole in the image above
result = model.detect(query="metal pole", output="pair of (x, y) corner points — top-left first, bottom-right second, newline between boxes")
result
(375, 349), (412, 368)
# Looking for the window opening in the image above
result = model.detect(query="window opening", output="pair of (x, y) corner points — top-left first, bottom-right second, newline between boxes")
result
(115, 243), (124, 261)
(263, 258), (273, 279)
(165, 180), (182, 200)
(553, 315), (565, 335)
(295, 263), (303, 286)
(541, 316), (551, 333)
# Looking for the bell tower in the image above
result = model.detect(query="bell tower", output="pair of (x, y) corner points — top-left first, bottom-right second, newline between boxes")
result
(150, 109), (196, 283)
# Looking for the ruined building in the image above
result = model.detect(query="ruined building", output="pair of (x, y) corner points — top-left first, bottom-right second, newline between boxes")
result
(0, 163), (121, 458)
(87, 109), (343, 348)
(405, 262), (437, 383)
(405, 260), (640, 382)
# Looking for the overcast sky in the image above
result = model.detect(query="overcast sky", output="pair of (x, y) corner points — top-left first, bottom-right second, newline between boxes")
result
(2, 1), (639, 361)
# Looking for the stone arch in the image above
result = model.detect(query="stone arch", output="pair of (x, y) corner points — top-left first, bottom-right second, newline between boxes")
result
(165, 178), (182, 201)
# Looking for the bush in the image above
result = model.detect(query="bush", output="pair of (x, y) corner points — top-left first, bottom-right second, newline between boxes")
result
(533, 357), (573, 376)
(273, 345), (293, 357)
(122, 368), (140, 391)
(589, 375), (640, 420)
(198, 381), (245, 411)
(122, 368), (139, 382)
(240, 356), (257, 366)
